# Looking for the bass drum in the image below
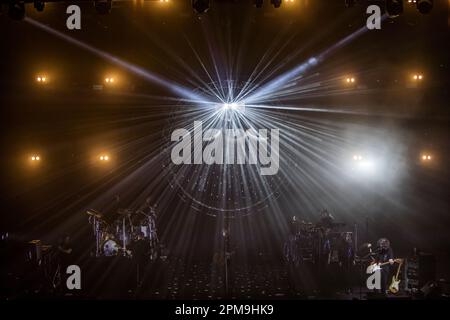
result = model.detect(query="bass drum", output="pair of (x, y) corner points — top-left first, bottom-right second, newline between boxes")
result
(102, 239), (120, 256)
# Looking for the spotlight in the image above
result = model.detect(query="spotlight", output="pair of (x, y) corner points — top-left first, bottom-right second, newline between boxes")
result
(345, 77), (356, 84)
(34, 1), (45, 12)
(192, 0), (210, 14)
(271, 0), (282, 8)
(417, 0), (433, 14)
(421, 154), (432, 161)
(221, 102), (245, 112)
(36, 75), (48, 84)
(350, 154), (376, 176)
(413, 74), (423, 81)
(104, 77), (115, 84)
(30, 155), (41, 161)
(386, 0), (404, 18)
(94, 0), (112, 15)
(99, 154), (110, 161)
(253, 0), (264, 8)
(8, 2), (26, 20)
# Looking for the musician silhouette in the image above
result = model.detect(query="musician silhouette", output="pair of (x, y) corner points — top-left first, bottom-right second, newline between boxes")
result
(373, 238), (394, 295)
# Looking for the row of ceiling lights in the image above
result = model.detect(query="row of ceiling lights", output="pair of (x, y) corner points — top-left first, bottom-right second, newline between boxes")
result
(6, 0), (434, 19)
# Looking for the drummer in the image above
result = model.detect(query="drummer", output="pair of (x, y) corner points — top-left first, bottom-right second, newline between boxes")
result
(144, 198), (158, 218)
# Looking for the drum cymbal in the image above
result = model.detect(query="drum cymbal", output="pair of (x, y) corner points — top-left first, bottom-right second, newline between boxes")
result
(86, 209), (103, 218)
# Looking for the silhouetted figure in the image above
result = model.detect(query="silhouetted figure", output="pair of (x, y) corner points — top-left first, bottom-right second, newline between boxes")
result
(53, 235), (73, 292)
(373, 238), (394, 295)
(130, 232), (149, 287)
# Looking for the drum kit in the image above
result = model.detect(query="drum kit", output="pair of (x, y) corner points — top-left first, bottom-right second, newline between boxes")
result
(284, 216), (355, 266)
(86, 207), (158, 258)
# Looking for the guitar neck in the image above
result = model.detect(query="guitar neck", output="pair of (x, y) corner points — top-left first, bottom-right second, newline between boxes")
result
(379, 261), (391, 267)
(395, 261), (403, 278)
(378, 258), (401, 267)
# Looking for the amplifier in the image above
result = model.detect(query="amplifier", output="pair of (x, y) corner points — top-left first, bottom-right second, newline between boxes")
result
(405, 252), (436, 291)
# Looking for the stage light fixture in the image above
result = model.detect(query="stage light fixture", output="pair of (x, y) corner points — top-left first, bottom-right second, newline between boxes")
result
(30, 155), (41, 161)
(350, 154), (376, 176)
(36, 75), (48, 83)
(222, 102), (245, 112)
(421, 154), (432, 161)
(271, 0), (282, 8)
(345, 77), (356, 84)
(94, 0), (112, 15)
(386, 0), (404, 18)
(99, 155), (110, 161)
(413, 74), (423, 81)
(417, 0), (433, 14)
(253, 0), (264, 8)
(192, 0), (210, 14)
(34, 1), (45, 12)
(104, 77), (115, 84)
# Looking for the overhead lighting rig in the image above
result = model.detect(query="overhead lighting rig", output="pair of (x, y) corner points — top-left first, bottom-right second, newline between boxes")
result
(345, 0), (433, 16)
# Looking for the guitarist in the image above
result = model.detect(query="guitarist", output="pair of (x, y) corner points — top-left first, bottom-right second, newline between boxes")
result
(373, 238), (394, 294)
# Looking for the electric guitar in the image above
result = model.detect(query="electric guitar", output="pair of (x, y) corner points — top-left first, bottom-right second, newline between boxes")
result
(389, 259), (404, 294)
(366, 258), (402, 274)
